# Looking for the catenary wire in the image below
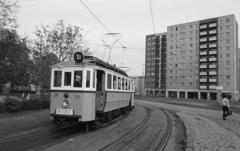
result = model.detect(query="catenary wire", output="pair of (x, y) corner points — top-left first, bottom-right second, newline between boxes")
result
(149, 0), (156, 34)
(79, 0), (111, 33)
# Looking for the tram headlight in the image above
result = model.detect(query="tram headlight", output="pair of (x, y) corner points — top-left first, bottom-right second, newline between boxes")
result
(62, 99), (69, 108)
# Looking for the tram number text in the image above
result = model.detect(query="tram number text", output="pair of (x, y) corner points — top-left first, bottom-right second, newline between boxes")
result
(56, 109), (73, 115)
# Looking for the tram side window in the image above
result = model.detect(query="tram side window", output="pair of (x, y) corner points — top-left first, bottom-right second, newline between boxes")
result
(74, 71), (82, 87)
(122, 78), (125, 90)
(107, 74), (112, 89)
(113, 75), (117, 89)
(54, 71), (62, 87)
(118, 77), (121, 90)
(86, 71), (91, 88)
(64, 72), (72, 86)
(125, 79), (128, 90)
(128, 80), (130, 90)
(93, 71), (96, 88)
(131, 80), (134, 91)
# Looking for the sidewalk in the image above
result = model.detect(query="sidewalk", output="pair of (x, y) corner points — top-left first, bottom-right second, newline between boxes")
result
(138, 100), (240, 151)
(178, 112), (240, 151)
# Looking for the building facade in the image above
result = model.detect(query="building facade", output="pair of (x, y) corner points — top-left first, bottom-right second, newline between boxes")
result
(132, 76), (145, 96)
(145, 14), (239, 100)
(145, 33), (167, 97)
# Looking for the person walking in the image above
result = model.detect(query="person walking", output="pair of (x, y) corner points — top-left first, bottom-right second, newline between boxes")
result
(221, 95), (230, 120)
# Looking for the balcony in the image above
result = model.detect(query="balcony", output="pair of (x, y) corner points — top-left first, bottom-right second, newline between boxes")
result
(209, 78), (217, 82)
(200, 78), (207, 82)
(200, 65), (207, 68)
(209, 36), (217, 41)
(200, 24), (207, 29)
(209, 85), (217, 89)
(200, 38), (207, 42)
(200, 44), (207, 49)
(209, 30), (217, 34)
(209, 57), (217, 61)
(209, 43), (217, 48)
(209, 64), (217, 68)
(209, 71), (217, 75)
(209, 50), (217, 55)
(200, 51), (207, 55)
(200, 58), (207, 62)
(209, 23), (217, 28)
(200, 31), (207, 36)
(200, 72), (207, 75)
(200, 85), (207, 89)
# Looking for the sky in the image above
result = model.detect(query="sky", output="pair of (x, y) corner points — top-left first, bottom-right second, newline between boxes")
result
(17, 0), (240, 76)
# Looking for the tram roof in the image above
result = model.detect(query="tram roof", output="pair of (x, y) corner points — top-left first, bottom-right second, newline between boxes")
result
(51, 55), (128, 76)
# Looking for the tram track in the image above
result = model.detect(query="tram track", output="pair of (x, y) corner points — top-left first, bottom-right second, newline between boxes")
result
(99, 107), (152, 151)
(0, 110), (131, 151)
(99, 106), (173, 151)
(153, 109), (173, 151)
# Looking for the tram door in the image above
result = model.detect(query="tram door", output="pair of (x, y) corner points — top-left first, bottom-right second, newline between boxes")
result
(96, 70), (105, 111)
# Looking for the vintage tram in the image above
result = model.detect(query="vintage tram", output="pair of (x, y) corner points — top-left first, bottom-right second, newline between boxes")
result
(50, 52), (134, 126)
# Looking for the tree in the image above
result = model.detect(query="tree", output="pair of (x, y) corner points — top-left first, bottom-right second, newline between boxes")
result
(0, 0), (18, 30)
(0, 29), (33, 92)
(33, 19), (89, 62)
(32, 52), (58, 94)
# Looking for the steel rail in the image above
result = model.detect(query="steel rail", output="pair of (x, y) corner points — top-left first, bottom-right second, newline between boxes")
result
(99, 107), (152, 151)
(154, 109), (173, 151)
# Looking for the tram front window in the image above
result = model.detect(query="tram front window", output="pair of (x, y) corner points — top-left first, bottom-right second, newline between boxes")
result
(54, 71), (62, 87)
(74, 71), (82, 87)
(64, 72), (72, 86)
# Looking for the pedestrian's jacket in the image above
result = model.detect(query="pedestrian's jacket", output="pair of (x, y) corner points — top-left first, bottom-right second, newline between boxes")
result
(221, 98), (230, 107)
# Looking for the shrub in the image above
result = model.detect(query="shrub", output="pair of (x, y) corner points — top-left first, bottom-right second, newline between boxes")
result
(3, 96), (50, 112)
(0, 103), (7, 113)
(4, 97), (22, 112)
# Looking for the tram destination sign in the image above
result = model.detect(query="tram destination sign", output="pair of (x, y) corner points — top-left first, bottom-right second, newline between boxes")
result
(74, 52), (84, 64)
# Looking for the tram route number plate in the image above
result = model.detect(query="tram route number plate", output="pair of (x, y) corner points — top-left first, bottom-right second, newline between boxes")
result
(56, 109), (73, 115)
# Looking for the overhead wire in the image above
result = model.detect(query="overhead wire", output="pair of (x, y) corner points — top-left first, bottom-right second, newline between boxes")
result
(78, 0), (126, 47)
(87, 42), (144, 51)
(149, 0), (156, 34)
(79, 0), (111, 33)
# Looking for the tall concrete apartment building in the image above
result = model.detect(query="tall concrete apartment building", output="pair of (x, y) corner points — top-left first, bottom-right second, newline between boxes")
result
(145, 33), (167, 97)
(145, 14), (239, 100)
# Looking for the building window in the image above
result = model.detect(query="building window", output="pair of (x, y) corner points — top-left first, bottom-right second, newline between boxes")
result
(226, 18), (230, 23)
(226, 60), (230, 65)
(226, 39), (230, 44)
(226, 46), (230, 51)
(226, 53), (230, 58)
(226, 75), (230, 80)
